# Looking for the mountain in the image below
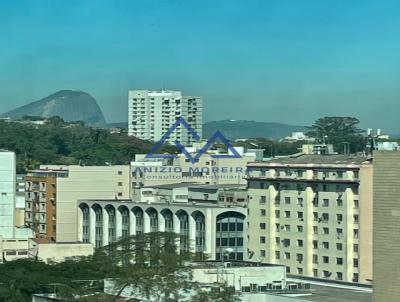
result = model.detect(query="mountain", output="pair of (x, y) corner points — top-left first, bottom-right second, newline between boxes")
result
(203, 120), (307, 140)
(2, 90), (107, 127)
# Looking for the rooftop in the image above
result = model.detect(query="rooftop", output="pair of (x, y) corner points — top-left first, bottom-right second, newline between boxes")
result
(143, 183), (246, 190)
(249, 154), (372, 168)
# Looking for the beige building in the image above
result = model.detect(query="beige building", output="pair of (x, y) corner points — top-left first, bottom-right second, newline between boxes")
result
(131, 147), (256, 198)
(247, 154), (373, 284)
(37, 165), (131, 243)
(0, 235), (29, 263)
(373, 151), (400, 302)
(25, 169), (69, 240)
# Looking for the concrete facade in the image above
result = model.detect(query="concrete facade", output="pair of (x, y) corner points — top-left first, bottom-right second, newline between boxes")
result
(0, 150), (16, 238)
(373, 151), (400, 302)
(128, 90), (202, 145)
(77, 193), (247, 260)
(246, 155), (373, 284)
(40, 165), (132, 243)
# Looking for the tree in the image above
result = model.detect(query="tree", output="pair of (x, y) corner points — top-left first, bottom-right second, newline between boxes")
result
(0, 233), (240, 302)
(307, 117), (365, 154)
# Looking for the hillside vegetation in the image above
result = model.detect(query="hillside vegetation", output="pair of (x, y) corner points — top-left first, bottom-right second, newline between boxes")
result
(0, 117), (173, 173)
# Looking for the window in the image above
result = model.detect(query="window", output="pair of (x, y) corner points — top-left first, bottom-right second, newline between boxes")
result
(285, 197), (291, 204)
(354, 214), (359, 224)
(354, 200), (359, 208)
(284, 252), (291, 260)
(323, 256), (329, 264)
(260, 196), (266, 204)
(313, 254), (318, 264)
(322, 213), (329, 221)
(313, 240), (318, 249)
(284, 211), (291, 218)
(297, 211), (303, 219)
(275, 251), (281, 260)
(260, 223), (266, 230)
(118, 171), (123, 175)
(297, 240), (303, 247)
(323, 227), (329, 235)
(260, 250), (266, 257)
(354, 244), (359, 253)
(297, 225), (303, 232)
(336, 228), (343, 236)
(337, 171), (344, 178)
(354, 229), (359, 239)
(337, 258), (343, 265)
(313, 269), (318, 277)
(260, 236), (266, 244)
(322, 242), (329, 249)
(260, 209), (266, 216)
(118, 182), (123, 186)
(337, 243), (343, 251)
(336, 214), (343, 222)
(337, 199), (343, 207)
(286, 267), (291, 273)
(336, 272), (343, 280)
(297, 198), (303, 205)
(322, 199), (329, 207)
(353, 273), (359, 282)
(297, 268), (303, 275)
(323, 271), (331, 278)
(313, 226), (318, 234)
(275, 237), (280, 245)
(353, 259), (359, 268)
(275, 210), (280, 218)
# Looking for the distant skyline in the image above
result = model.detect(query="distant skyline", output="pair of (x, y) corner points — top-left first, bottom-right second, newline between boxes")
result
(1, 0), (400, 132)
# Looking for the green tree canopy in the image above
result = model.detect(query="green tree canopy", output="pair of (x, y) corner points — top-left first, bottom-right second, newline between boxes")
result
(306, 117), (365, 154)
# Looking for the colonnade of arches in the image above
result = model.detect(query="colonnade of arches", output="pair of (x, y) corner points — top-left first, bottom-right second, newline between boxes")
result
(78, 203), (206, 254)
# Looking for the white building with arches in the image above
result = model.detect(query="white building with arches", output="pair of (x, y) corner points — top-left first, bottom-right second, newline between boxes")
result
(77, 184), (248, 261)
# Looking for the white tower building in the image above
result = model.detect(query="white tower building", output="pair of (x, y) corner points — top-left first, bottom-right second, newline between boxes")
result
(128, 90), (202, 146)
(0, 150), (16, 238)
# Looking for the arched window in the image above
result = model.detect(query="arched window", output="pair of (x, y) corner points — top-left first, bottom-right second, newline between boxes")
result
(161, 209), (174, 233)
(92, 204), (103, 248)
(80, 203), (90, 243)
(146, 208), (158, 232)
(176, 210), (189, 252)
(192, 211), (205, 258)
(106, 205), (116, 243)
(216, 211), (245, 261)
(133, 207), (144, 235)
(119, 206), (130, 238)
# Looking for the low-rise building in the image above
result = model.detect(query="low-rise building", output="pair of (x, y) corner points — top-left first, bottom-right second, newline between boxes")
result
(77, 183), (247, 260)
(28, 238), (94, 263)
(131, 147), (257, 198)
(246, 154), (373, 284)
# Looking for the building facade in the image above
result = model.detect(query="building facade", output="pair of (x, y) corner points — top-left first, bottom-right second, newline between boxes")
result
(25, 169), (69, 240)
(246, 155), (373, 284)
(77, 184), (247, 260)
(0, 150), (16, 238)
(373, 151), (400, 302)
(131, 148), (256, 198)
(128, 90), (202, 145)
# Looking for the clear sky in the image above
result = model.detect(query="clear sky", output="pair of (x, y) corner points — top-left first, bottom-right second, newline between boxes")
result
(1, 0), (400, 132)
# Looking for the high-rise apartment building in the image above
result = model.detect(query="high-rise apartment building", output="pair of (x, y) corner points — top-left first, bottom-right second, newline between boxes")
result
(0, 150), (16, 238)
(373, 151), (400, 302)
(246, 155), (373, 284)
(128, 90), (202, 145)
(25, 169), (69, 240)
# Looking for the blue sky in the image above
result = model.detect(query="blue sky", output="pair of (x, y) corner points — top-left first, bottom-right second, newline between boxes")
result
(1, 0), (400, 132)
